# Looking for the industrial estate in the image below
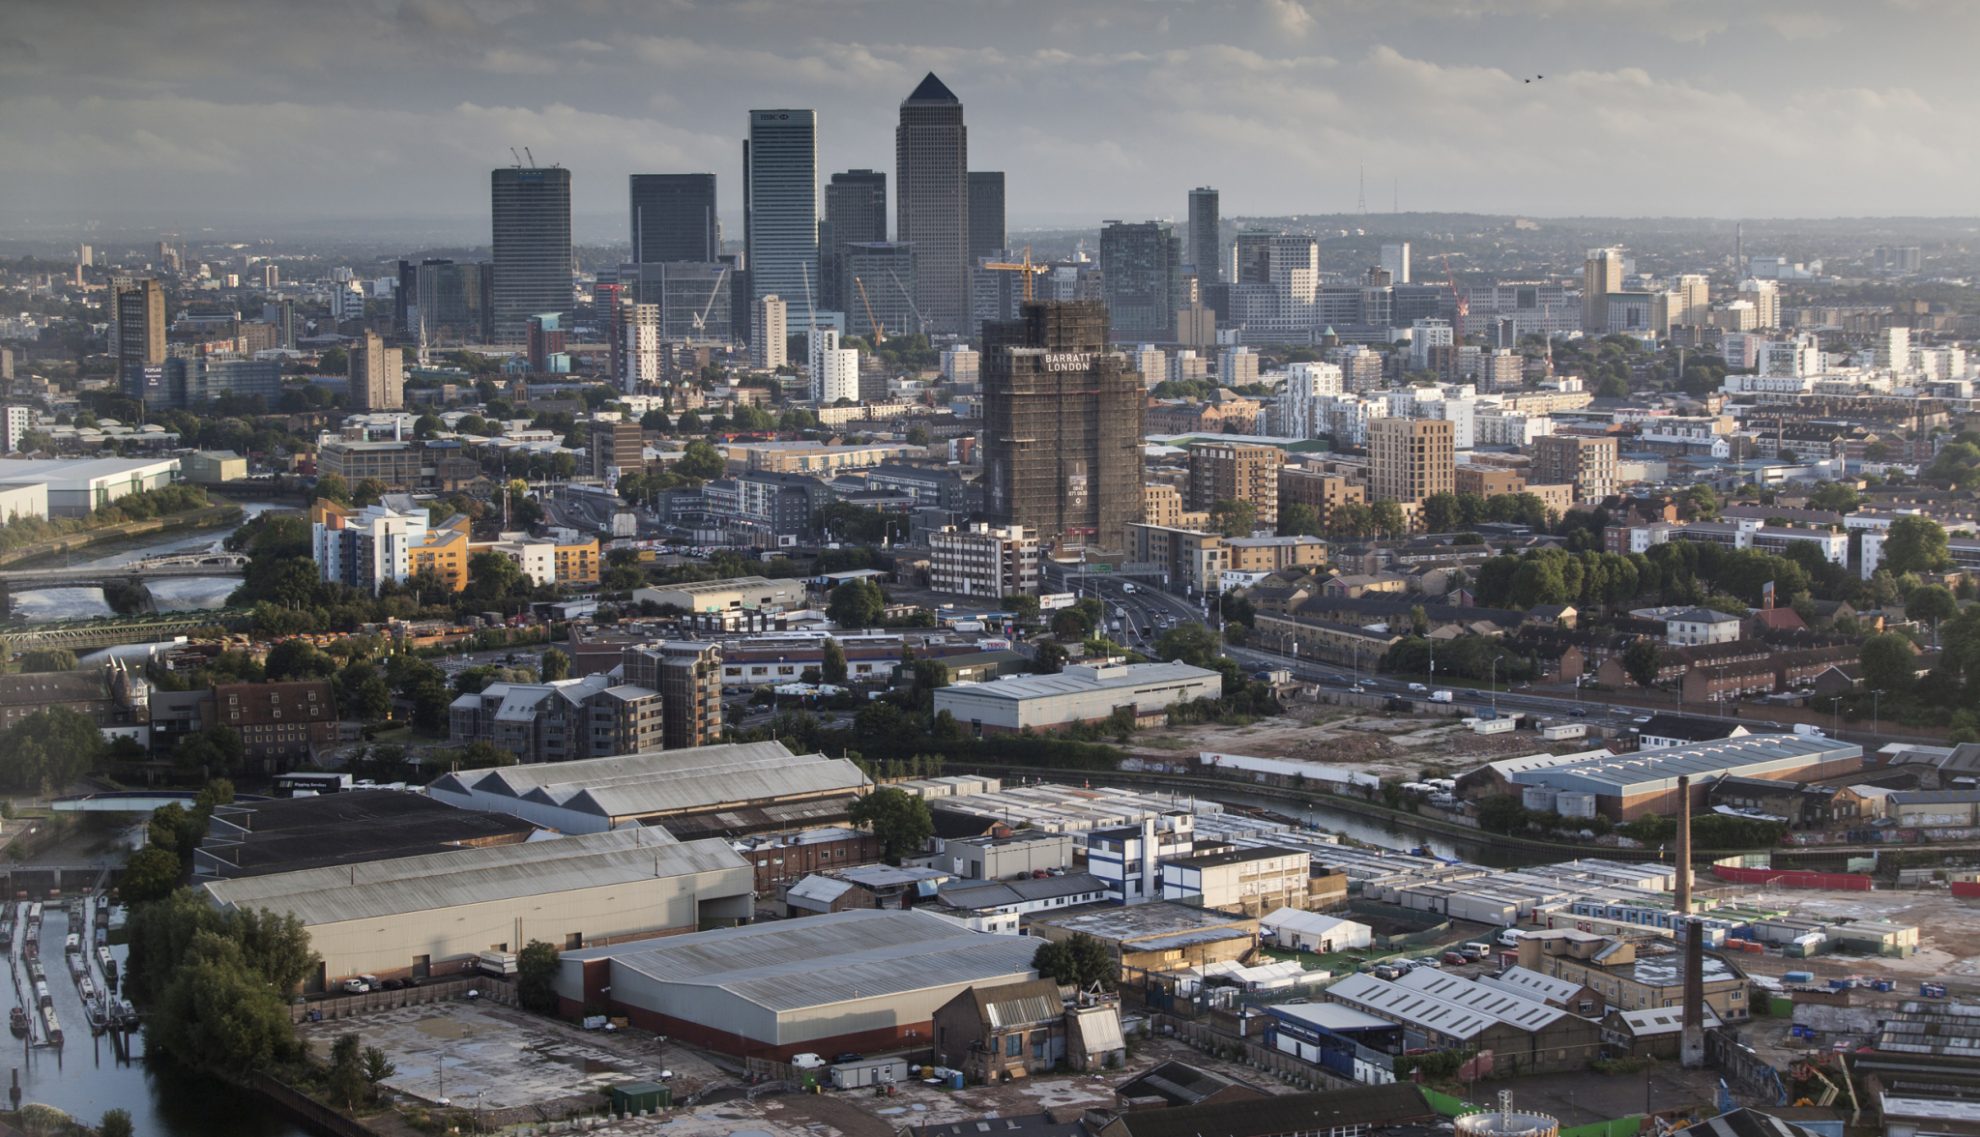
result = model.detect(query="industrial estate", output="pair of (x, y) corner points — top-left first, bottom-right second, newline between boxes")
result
(3, 9), (1980, 1137)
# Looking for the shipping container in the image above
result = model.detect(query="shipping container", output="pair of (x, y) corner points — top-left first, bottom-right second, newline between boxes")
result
(829, 1057), (910, 1090)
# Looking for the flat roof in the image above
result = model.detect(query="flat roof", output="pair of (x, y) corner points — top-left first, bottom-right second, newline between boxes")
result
(1167, 845), (1307, 870)
(203, 829), (746, 926)
(1270, 1002), (1399, 1033)
(200, 790), (537, 877)
(1034, 900), (1256, 947)
(938, 661), (1218, 702)
(566, 909), (1039, 1013)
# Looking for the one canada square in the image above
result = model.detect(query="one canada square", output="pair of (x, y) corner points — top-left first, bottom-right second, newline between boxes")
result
(896, 73), (968, 336)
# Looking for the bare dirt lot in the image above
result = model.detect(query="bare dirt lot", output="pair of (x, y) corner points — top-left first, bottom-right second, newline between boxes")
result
(1151, 704), (1577, 781)
(1698, 883), (1980, 986)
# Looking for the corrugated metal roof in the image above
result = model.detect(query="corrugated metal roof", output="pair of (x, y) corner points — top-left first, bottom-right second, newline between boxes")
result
(1476, 966), (1583, 1006)
(936, 661), (1219, 702)
(202, 829), (745, 926)
(574, 909), (1038, 1013)
(430, 741), (870, 820)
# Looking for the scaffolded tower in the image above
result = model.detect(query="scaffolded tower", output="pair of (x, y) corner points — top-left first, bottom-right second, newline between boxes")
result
(982, 300), (1146, 551)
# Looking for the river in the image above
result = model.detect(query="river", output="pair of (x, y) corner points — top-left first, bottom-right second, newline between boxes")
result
(8, 503), (283, 621)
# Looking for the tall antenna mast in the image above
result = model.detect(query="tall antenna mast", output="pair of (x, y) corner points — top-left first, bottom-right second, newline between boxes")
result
(1357, 165), (1367, 215)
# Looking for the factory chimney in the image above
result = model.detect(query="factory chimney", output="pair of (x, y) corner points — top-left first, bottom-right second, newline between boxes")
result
(1680, 916), (1707, 1068)
(1673, 774), (1692, 916)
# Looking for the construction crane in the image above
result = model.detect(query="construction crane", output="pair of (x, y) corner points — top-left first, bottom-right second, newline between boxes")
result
(690, 267), (729, 343)
(885, 268), (927, 336)
(981, 245), (1049, 303)
(853, 276), (886, 343)
(1441, 253), (1468, 344)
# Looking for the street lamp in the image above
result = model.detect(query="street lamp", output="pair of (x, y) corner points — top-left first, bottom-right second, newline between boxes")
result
(1828, 696), (1841, 738)
(1490, 656), (1505, 713)
(1872, 689), (1885, 735)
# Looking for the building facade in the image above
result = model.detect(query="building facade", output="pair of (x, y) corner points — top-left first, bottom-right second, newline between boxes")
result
(745, 109), (820, 331)
(491, 165), (574, 342)
(1368, 417), (1455, 506)
(1100, 221), (1184, 338)
(629, 173), (719, 264)
(895, 73), (969, 335)
(620, 641), (725, 750)
(929, 523), (1040, 598)
(982, 300), (1147, 549)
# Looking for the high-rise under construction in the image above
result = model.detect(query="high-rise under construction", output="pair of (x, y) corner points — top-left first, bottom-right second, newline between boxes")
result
(982, 300), (1146, 550)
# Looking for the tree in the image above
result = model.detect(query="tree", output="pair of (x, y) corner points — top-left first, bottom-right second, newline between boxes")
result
(827, 579), (886, 629)
(1861, 632), (1918, 695)
(1031, 933), (1115, 991)
(1277, 501), (1322, 538)
(821, 637), (848, 685)
(1475, 795), (1530, 835)
(1806, 482), (1860, 513)
(540, 647), (571, 682)
(1032, 643), (1068, 674)
(16, 648), (78, 673)
(1050, 608), (1093, 639)
(1155, 621), (1222, 669)
(1210, 498), (1257, 537)
(674, 438), (726, 481)
(362, 1047), (398, 1100)
(1420, 492), (1462, 534)
(152, 930), (303, 1074)
(264, 638), (335, 680)
(517, 940), (560, 1014)
(0, 707), (107, 793)
(847, 787), (934, 864)
(351, 478), (388, 507)
(1883, 515), (1951, 576)
(1906, 584), (1957, 638)
(1677, 484), (1721, 521)
(329, 1033), (367, 1110)
(1622, 639), (1663, 688)
(312, 474), (351, 505)
(121, 846), (182, 905)
(100, 1110), (135, 1137)
(1369, 500), (1408, 539)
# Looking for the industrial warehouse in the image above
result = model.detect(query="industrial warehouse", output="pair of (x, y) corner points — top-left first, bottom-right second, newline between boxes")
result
(552, 909), (1041, 1058)
(425, 740), (871, 835)
(201, 828), (753, 990)
(930, 661), (1223, 734)
(1504, 734), (1864, 819)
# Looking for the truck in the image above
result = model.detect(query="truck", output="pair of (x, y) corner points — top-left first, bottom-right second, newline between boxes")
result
(476, 951), (518, 977)
(1922, 982), (1949, 998)
(1429, 690), (1454, 703)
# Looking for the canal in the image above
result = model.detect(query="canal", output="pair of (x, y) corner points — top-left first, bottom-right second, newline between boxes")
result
(1, 900), (305, 1136)
(8, 503), (282, 622)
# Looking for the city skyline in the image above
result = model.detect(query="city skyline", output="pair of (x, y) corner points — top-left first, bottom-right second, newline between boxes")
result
(5, 0), (1980, 234)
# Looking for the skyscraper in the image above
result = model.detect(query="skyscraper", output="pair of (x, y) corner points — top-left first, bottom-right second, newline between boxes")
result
(1379, 242), (1411, 285)
(630, 174), (719, 263)
(982, 300), (1146, 549)
(348, 330), (404, 411)
(1368, 417), (1454, 507)
(491, 165), (573, 342)
(895, 73), (968, 335)
(969, 172), (1006, 260)
(1582, 247), (1624, 335)
(809, 327), (859, 404)
(823, 169), (887, 313)
(1187, 187), (1220, 284)
(113, 279), (166, 373)
(1100, 221), (1184, 339)
(744, 109), (819, 332)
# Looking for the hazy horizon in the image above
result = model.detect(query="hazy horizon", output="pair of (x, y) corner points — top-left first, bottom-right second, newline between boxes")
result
(6, 0), (1979, 234)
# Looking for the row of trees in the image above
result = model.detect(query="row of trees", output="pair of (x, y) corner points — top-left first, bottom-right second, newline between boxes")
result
(0, 483), (214, 553)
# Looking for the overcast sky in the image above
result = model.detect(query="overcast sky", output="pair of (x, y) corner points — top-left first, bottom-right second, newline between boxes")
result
(4, 0), (1977, 239)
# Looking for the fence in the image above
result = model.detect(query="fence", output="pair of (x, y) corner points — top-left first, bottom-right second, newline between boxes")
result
(1711, 865), (1874, 891)
(250, 1074), (382, 1137)
(290, 978), (515, 1023)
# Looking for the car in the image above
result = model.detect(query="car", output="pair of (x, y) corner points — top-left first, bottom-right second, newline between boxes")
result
(1408, 683), (1427, 693)
(341, 978), (370, 994)
(832, 1052), (864, 1064)
(1568, 707), (1588, 717)
(790, 1053), (829, 1070)
(1414, 957), (1442, 969)
(1632, 715), (1652, 724)
(1442, 951), (1469, 966)
(1372, 965), (1401, 980)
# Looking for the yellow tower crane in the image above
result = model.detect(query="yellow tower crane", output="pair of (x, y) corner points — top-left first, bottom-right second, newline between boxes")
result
(981, 245), (1049, 302)
(853, 275), (887, 344)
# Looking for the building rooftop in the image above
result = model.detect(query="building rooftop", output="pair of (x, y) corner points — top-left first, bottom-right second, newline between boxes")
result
(427, 740), (870, 822)
(1508, 735), (1861, 795)
(939, 661), (1219, 702)
(1114, 1060), (1266, 1109)
(199, 789), (537, 877)
(1269, 1002), (1399, 1033)
(1166, 845), (1307, 870)
(564, 909), (1039, 1013)
(1034, 901), (1255, 950)
(1102, 1084), (1435, 1137)
(202, 828), (746, 926)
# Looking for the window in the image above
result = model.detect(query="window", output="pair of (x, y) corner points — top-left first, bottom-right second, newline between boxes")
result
(1005, 1034), (1022, 1057)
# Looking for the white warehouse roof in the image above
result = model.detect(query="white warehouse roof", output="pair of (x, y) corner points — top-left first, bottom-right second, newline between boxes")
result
(202, 828), (744, 927)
